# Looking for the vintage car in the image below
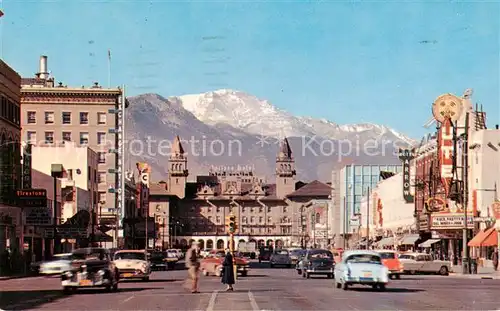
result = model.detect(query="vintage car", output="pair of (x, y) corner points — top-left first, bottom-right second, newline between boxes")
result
(334, 250), (389, 291)
(40, 253), (74, 275)
(200, 250), (250, 277)
(398, 252), (451, 275)
(113, 250), (151, 281)
(376, 250), (403, 279)
(258, 247), (273, 263)
(61, 247), (119, 293)
(299, 249), (335, 278)
(270, 249), (292, 268)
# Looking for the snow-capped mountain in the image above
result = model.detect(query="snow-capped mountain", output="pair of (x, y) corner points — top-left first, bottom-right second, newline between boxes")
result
(176, 89), (416, 145)
(125, 91), (415, 182)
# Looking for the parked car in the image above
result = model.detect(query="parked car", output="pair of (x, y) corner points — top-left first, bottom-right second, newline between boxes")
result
(299, 249), (335, 279)
(398, 252), (450, 275)
(167, 249), (183, 260)
(113, 250), (151, 281)
(200, 249), (211, 258)
(270, 249), (292, 268)
(334, 250), (389, 291)
(61, 247), (119, 293)
(201, 250), (250, 277)
(39, 253), (73, 276)
(258, 247), (273, 263)
(376, 250), (403, 279)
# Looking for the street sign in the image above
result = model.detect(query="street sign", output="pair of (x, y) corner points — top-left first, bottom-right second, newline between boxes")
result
(16, 189), (47, 208)
(140, 172), (149, 187)
(25, 206), (52, 226)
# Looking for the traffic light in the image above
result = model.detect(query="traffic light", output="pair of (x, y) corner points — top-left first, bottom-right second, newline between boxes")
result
(226, 214), (237, 234)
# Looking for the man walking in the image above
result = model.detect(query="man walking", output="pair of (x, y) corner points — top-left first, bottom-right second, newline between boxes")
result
(185, 242), (200, 293)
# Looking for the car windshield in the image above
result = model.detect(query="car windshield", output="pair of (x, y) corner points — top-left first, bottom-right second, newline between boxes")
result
(398, 254), (415, 260)
(150, 252), (165, 259)
(346, 254), (382, 264)
(51, 254), (73, 261)
(275, 250), (289, 255)
(309, 251), (333, 259)
(379, 252), (396, 259)
(72, 252), (105, 261)
(290, 249), (305, 256)
(114, 252), (146, 260)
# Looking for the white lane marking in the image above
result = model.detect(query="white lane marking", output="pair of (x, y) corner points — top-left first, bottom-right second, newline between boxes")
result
(122, 295), (135, 303)
(248, 291), (260, 311)
(206, 290), (218, 311)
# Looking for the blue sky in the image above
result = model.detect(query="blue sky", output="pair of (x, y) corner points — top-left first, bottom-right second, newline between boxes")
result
(1, 1), (498, 138)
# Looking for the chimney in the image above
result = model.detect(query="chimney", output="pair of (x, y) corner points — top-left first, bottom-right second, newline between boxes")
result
(39, 55), (48, 79)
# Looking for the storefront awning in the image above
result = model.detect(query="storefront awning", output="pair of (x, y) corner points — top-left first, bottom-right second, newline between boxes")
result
(468, 228), (496, 247)
(480, 228), (497, 247)
(399, 234), (420, 245)
(419, 239), (441, 248)
(375, 237), (394, 247)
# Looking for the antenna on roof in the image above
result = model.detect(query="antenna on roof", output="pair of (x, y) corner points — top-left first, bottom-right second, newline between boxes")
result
(107, 49), (111, 88)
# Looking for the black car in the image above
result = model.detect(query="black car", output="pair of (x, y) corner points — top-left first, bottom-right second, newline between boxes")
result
(61, 247), (119, 293)
(149, 251), (168, 271)
(258, 247), (273, 263)
(299, 249), (335, 279)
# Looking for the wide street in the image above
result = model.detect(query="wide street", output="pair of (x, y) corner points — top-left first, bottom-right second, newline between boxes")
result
(1, 262), (500, 310)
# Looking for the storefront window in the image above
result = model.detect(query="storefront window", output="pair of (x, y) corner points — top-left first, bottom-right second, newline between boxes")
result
(363, 166), (370, 175)
(354, 165), (362, 175)
(371, 166), (380, 175)
(346, 165), (352, 176)
(354, 175), (362, 184)
(371, 175), (379, 183)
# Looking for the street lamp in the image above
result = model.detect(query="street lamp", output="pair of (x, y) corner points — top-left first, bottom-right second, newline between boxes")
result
(51, 164), (64, 254)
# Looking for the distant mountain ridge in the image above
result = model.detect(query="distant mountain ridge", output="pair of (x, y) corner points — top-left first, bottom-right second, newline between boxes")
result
(125, 90), (414, 182)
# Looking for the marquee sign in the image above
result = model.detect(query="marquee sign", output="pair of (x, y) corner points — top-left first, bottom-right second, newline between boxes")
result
(426, 197), (447, 213)
(430, 214), (473, 229)
(398, 149), (414, 203)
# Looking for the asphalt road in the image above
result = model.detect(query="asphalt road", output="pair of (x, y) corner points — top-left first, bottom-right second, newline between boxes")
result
(1, 262), (500, 310)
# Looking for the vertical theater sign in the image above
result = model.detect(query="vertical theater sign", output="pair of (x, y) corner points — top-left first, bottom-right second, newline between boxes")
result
(428, 93), (473, 230)
(398, 148), (415, 203)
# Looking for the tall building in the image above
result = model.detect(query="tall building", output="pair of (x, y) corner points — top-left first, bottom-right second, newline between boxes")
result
(332, 164), (402, 247)
(0, 59), (22, 253)
(146, 136), (332, 250)
(21, 56), (124, 245)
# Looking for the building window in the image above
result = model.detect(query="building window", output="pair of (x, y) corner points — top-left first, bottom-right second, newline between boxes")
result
(250, 216), (255, 223)
(62, 132), (71, 142)
(241, 207), (246, 213)
(259, 216), (263, 224)
(44, 132), (54, 144)
(62, 112), (71, 124)
(242, 216), (247, 224)
(354, 166), (362, 175)
(315, 213), (320, 224)
(282, 206), (288, 213)
(27, 131), (36, 143)
(97, 112), (106, 125)
(97, 132), (106, 145)
(259, 207), (263, 213)
(267, 206), (271, 213)
(98, 172), (106, 184)
(216, 216), (221, 224)
(267, 216), (272, 223)
(27, 111), (36, 124)
(363, 166), (370, 175)
(97, 152), (106, 164)
(79, 132), (89, 145)
(44, 112), (54, 124)
(216, 207), (221, 213)
(98, 192), (106, 203)
(80, 112), (89, 125)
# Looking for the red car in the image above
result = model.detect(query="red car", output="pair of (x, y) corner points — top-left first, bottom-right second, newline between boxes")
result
(200, 249), (250, 277)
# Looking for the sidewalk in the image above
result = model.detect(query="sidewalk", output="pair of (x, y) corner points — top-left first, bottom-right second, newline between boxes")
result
(450, 265), (500, 279)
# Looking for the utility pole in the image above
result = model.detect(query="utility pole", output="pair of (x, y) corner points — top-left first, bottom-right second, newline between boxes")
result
(461, 113), (470, 274)
(366, 186), (370, 250)
(343, 196), (347, 249)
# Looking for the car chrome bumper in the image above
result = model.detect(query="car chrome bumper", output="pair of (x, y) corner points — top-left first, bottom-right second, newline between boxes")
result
(388, 269), (403, 274)
(62, 278), (111, 287)
(237, 265), (249, 272)
(119, 271), (149, 278)
(306, 268), (334, 274)
(345, 277), (388, 284)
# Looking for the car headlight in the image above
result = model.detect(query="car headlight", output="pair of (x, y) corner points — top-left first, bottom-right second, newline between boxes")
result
(65, 271), (73, 277)
(98, 270), (105, 275)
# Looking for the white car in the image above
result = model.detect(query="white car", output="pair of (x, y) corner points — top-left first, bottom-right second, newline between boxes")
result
(113, 250), (151, 281)
(167, 249), (183, 259)
(40, 253), (74, 275)
(270, 249), (292, 268)
(334, 250), (389, 291)
(398, 253), (451, 275)
(200, 249), (211, 258)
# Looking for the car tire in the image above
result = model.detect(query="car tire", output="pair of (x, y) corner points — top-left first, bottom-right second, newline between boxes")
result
(328, 273), (333, 279)
(378, 283), (386, 291)
(270, 263), (274, 268)
(143, 276), (149, 282)
(63, 286), (73, 294)
(202, 269), (209, 276)
(439, 266), (448, 276)
(241, 271), (248, 277)
(306, 272), (310, 279)
(395, 274), (401, 280)
(335, 281), (341, 289)
(302, 270), (306, 278)
(297, 269), (302, 275)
